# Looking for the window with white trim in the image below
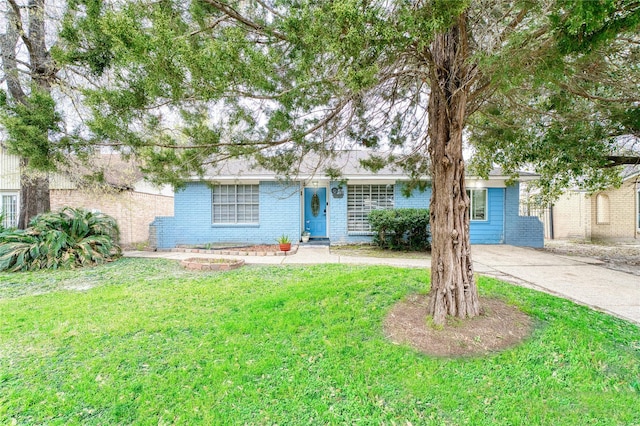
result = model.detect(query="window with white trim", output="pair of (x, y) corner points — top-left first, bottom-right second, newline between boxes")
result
(466, 189), (487, 221)
(347, 184), (394, 232)
(212, 184), (259, 224)
(1, 193), (18, 228)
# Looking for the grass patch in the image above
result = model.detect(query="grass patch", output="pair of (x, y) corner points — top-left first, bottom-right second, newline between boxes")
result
(331, 243), (430, 259)
(1, 259), (638, 425)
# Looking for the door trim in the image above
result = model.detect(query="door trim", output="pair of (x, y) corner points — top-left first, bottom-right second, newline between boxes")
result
(303, 185), (328, 238)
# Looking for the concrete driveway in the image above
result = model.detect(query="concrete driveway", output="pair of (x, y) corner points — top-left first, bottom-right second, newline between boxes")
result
(471, 245), (640, 326)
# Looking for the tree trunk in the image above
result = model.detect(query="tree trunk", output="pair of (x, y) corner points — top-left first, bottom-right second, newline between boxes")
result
(426, 14), (480, 325)
(18, 159), (50, 229)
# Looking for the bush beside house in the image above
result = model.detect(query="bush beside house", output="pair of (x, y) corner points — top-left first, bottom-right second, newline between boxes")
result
(368, 208), (431, 251)
(0, 207), (121, 271)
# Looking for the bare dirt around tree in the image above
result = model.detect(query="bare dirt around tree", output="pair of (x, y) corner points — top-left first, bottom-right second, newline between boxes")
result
(384, 295), (533, 357)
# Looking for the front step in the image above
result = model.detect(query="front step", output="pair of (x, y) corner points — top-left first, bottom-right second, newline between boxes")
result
(301, 238), (330, 246)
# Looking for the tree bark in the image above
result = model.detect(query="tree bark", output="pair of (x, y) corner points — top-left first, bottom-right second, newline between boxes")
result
(18, 159), (50, 229)
(426, 14), (480, 325)
(1, 2), (26, 103)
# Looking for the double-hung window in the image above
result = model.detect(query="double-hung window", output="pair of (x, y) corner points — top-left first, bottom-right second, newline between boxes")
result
(212, 184), (259, 224)
(0, 193), (18, 228)
(466, 189), (487, 221)
(347, 184), (394, 232)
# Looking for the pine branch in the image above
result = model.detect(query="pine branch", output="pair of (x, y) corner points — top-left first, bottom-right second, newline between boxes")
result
(604, 155), (640, 167)
(188, 15), (228, 37)
(558, 83), (640, 104)
(200, 0), (288, 41)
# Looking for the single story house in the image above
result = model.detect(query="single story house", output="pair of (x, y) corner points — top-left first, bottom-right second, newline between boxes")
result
(150, 151), (543, 248)
(549, 166), (640, 241)
(0, 149), (173, 246)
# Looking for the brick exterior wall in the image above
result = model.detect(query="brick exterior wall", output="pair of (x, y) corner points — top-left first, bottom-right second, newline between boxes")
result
(328, 181), (349, 244)
(51, 189), (174, 246)
(551, 191), (591, 240)
(152, 181), (301, 249)
(551, 180), (639, 242)
(394, 185), (431, 209)
(328, 182), (432, 245)
(152, 180), (544, 248)
(504, 183), (544, 248)
(590, 180), (638, 241)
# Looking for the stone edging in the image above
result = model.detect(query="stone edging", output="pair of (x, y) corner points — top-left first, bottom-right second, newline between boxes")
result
(166, 245), (299, 256)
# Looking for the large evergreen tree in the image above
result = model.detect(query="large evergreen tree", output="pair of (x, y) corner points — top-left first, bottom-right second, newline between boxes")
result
(469, 7), (640, 199)
(0, 0), (102, 228)
(0, 0), (59, 228)
(59, 0), (639, 324)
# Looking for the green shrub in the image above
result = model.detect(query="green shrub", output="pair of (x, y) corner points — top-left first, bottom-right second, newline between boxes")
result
(0, 207), (121, 272)
(368, 208), (430, 251)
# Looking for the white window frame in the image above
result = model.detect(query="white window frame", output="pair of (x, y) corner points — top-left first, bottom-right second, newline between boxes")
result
(466, 188), (488, 221)
(347, 184), (394, 233)
(211, 184), (259, 224)
(0, 192), (19, 228)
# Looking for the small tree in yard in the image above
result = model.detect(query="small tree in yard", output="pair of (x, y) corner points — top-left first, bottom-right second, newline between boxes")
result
(59, 1), (639, 324)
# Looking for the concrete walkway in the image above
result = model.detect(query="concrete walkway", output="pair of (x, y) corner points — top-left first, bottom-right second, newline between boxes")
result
(125, 245), (640, 326)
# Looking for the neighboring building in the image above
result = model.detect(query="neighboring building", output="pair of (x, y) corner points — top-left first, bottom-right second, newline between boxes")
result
(150, 151), (543, 249)
(550, 166), (640, 241)
(0, 149), (20, 229)
(0, 148), (173, 246)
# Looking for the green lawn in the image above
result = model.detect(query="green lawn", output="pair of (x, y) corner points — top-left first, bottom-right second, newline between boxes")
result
(331, 243), (430, 259)
(1, 259), (638, 425)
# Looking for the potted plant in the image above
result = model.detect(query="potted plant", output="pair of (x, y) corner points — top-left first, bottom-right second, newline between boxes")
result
(277, 234), (292, 252)
(301, 230), (310, 243)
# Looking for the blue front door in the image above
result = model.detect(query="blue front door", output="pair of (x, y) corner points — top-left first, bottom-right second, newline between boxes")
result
(304, 187), (327, 237)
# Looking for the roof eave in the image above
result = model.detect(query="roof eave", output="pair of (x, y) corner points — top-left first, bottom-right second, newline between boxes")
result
(195, 173), (537, 182)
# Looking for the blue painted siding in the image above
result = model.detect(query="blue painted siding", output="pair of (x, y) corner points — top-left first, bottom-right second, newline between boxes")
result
(153, 181), (301, 248)
(151, 179), (543, 248)
(329, 183), (431, 245)
(150, 216), (177, 249)
(395, 185), (431, 209)
(328, 182), (349, 244)
(330, 183), (506, 245)
(469, 188), (504, 244)
(394, 185), (509, 244)
(504, 183), (544, 248)
(391, 184), (516, 244)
